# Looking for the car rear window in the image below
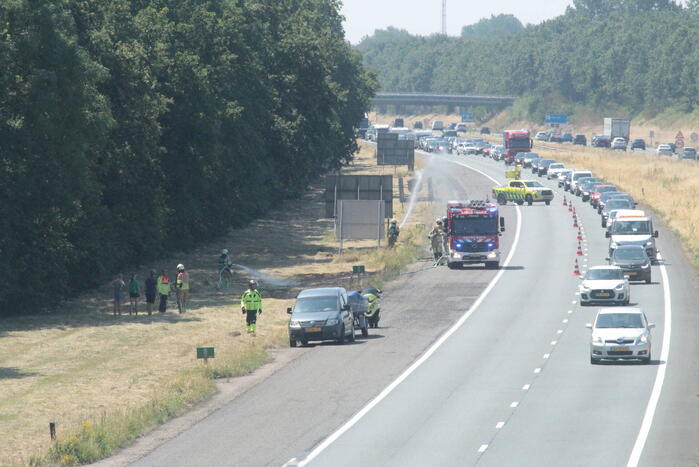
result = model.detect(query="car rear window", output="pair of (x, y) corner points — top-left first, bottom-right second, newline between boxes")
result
(595, 313), (643, 329)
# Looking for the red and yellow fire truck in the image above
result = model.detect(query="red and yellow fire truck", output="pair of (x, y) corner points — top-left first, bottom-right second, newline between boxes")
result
(445, 200), (505, 269)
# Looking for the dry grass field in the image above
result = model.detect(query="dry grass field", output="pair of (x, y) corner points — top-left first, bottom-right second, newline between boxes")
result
(0, 142), (432, 466)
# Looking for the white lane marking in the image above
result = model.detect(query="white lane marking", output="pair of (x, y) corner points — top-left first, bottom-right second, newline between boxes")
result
(575, 292), (580, 295)
(557, 330), (563, 334)
(297, 157), (523, 466)
(626, 253), (672, 467)
(510, 401), (519, 408)
(551, 341), (557, 346)
(563, 319), (569, 323)
(478, 444), (489, 453)
(534, 368), (541, 374)
(543, 353), (550, 359)
(283, 459), (298, 467)
(571, 300), (577, 304)
(495, 422), (505, 429)
(522, 384), (530, 391)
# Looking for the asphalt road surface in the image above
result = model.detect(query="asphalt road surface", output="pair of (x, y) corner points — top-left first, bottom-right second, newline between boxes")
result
(130, 151), (699, 467)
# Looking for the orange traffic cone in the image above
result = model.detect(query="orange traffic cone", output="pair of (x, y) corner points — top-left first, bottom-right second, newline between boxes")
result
(577, 228), (583, 241)
(563, 195), (568, 206)
(573, 259), (581, 276)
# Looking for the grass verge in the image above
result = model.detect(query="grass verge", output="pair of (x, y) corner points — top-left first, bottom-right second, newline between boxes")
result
(3, 141), (432, 466)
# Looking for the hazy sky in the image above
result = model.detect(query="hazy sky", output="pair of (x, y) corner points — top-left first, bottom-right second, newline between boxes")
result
(340, 0), (575, 43)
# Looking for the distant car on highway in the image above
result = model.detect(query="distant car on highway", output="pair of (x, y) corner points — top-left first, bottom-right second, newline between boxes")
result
(611, 137), (627, 151)
(568, 170), (593, 193)
(573, 134), (587, 146)
(656, 144), (673, 156)
(288, 287), (354, 346)
(605, 209), (646, 233)
(547, 163), (566, 179)
(534, 131), (548, 141)
(557, 169), (574, 188)
(574, 176), (599, 196)
(592, 135), (611, 148)
(534, 159), (556, 176)
(432, 120), (444, 131)
(580, 181), (602, 202)
(600, 198), (635, 227)
(456, 123), (467, 132)
(597, 192), (636, 214)
(480, 127), (490, 135)
(590, 185), (618, 207)
(521, 153), (541, 168)
(548, 133), (562, 143)
(586, 307), (653, 364)
(630, 139), (646, 151)
(680, 147), (697, 160)
(561, 132), (573, 143)
(606, 215), (659, 263)
(490, 145), (505, 161)
(578, 266), (630, 306)
(608, 245), (652, 284)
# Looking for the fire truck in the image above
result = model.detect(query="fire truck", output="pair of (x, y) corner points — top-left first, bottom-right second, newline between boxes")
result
(503, 130), (533, 165)
(445, 200), (505, 269)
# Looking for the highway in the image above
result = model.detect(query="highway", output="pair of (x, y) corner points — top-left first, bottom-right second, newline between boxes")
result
(127, 151), (699, 467)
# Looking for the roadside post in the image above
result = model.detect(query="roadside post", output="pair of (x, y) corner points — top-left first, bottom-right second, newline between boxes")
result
(352, 265), (365, 289)
(649, 130), (654, 147)
(196, 347), (215, 364)
(49, 422), (56, 441)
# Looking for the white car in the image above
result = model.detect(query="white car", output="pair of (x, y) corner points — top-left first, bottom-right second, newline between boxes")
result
(586, 307), (654, 364)
(534, 131), (548, 141)
(579, 266), (630, 306)
(546, 163), (566, 179)
(656, 144), (673, 156)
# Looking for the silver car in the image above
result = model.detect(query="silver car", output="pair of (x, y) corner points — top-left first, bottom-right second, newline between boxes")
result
(578, 266), (630, 306)
(586, 308), (654, 364)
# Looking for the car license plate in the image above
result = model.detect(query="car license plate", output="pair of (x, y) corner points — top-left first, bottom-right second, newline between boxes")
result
(597, 292), (611, 297)
(627, 272), (636, 276)
(469, 254), (481, 258)
(306, 327), (321, 333)
(611, 346), (629, 352)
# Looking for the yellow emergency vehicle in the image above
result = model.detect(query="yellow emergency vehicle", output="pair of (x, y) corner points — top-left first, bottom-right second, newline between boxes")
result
(492, 180), (554, 206)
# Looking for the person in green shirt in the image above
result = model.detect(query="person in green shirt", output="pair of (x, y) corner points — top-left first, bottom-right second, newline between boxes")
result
(241, 280), (262, 335)
(128, 273), (140, 315)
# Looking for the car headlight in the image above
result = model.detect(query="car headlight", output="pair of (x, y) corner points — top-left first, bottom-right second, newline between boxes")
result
(580, 284), (590, 292)
(641, 263), (650, 269)
(610, 242), (618, 249)
(326, 318), (339, 326)
(636, 334), (648, 344)
(615, 283), (625, 290)
(645, 241), (653, 247)
(289, 320), (301, 328)
(487, 252), (497, 259)
(592, 335), (604, 345)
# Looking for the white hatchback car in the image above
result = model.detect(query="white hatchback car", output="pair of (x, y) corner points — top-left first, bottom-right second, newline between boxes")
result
(586, 308), (654, 364)
(579, 266), (630, 305)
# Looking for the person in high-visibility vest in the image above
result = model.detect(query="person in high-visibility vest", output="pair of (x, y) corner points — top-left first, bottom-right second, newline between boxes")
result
(175, 264), (190, 313)
(156, 270), (171, 313)
(241, 280), (262, 335)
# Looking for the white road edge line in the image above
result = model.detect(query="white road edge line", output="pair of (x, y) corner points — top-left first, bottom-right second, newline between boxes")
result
(478, 444), (489, 453)
(296, 157), (523, 466)
(495, 422), (505, 429)
(522, 384), (531, 391)
(626, 253), (672, 467)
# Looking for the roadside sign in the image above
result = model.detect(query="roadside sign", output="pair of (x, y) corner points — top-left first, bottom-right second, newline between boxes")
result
(676, 131), (685, 149)
(196, 347), (215, 359)
(545, 114), (568, 124)
(461, 113), (474, 123)
(649, 130), (654, 139)
(691, 132), (698, 144)
(352, 265), (365, 274)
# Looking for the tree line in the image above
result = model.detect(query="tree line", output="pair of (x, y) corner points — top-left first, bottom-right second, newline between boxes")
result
(0, 0), (376, 316)
(357, 0), (699, 117)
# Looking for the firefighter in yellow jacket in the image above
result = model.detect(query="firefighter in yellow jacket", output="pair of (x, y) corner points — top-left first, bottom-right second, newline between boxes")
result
(241, 280), (262, 335)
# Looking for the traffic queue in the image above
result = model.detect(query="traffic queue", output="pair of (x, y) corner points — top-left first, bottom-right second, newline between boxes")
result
(479, 142), (659, 364)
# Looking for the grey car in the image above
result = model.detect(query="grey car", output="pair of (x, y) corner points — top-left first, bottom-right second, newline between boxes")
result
(288, 287), (355, 346)
(608, 245), (652, 284)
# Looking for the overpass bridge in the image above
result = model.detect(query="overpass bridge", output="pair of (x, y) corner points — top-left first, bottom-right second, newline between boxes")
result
(371, 92), (517, 110)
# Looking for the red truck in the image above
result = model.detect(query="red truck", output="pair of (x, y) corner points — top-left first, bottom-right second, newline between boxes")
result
(445, 200), (505, 269)
(503, 130), (533, 165)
